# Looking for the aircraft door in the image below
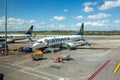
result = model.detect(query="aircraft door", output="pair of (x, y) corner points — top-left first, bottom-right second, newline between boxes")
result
(44, 39), (49, 46)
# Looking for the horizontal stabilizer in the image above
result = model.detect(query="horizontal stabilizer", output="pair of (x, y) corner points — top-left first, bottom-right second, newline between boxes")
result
(27, 37), (33, 42)
(81, 38), (91, 46)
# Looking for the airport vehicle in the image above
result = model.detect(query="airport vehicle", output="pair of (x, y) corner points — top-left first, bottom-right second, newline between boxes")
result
(0, 25), (33, 42)
(33, 23), (90, 51)
(31, 51), (44, 60)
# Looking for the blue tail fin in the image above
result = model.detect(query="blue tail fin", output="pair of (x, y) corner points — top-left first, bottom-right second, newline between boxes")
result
(25, 25), (33, 35)
(77, 23), (84, 35)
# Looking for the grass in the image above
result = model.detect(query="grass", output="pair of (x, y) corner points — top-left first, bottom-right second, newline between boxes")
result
(0, 30), (120, 35)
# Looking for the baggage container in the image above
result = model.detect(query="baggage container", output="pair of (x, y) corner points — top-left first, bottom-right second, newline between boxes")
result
(23, 46), (32, 52)
(17, 46), (24, 52)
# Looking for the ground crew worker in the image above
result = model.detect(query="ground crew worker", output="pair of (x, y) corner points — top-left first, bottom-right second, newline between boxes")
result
(1, 43), (9, 55)
(54, 56), (63, 63)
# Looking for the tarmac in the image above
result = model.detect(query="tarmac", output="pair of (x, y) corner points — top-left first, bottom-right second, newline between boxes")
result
(0, 35), (120, 80)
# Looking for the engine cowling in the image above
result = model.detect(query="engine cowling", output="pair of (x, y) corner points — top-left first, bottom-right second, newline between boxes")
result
(64, 43), (77, 49)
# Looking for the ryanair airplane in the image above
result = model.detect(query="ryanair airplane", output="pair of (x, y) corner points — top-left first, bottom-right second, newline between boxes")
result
(33, 23), (90, 51)
(0, 25), (33, 42)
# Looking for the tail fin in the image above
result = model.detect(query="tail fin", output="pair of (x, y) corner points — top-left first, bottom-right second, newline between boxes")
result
(25, 25), (33, 35)
(77, 23), (84, 35)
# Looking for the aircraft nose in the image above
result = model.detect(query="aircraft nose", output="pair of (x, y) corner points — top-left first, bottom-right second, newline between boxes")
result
(33, 43), (40, 49)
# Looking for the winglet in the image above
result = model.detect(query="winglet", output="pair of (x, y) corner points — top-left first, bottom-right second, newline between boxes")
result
(77, 23), (84, 35)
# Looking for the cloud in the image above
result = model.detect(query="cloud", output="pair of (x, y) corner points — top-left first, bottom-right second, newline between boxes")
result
(0, 17), (39, 31)
(83, 2), (97, 13)
(76, 23), (83, 27)
(59, 25), (66, 28)
(53, 16), (66, 21)
(76, 20), (109, 27)
(8, 18), (25, 26)
(115, 20), (120, 23)
(29, 20), (36, 23)
(64, 9), (68, 13)
(83, 6), (94, 12)
(83, 2), (92, 6)
(46, 23), (78, 31)
(88, 13), (111, 19)
(0, 17), (5, 26)
(85, 20), (109, 27)
(83, 2), (98, 6)
(99, 0), (120, 10)
(73, 15), (83, 20)
(45, 24), (67, 31)
(0, 16), (68, 31)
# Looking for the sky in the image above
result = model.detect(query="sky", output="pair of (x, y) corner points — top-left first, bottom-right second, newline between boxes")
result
(0, 0), (120, 31)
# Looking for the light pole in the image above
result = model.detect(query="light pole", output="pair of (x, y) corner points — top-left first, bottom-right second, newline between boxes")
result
(5, 0), (8, 55)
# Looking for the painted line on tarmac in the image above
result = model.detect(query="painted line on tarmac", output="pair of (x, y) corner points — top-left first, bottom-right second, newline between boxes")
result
(58, 78), (72, 80)
(0, 55), (15, 59)
(17, 65), (64, 80)
(0, 56), (30, 64)
(9, 62), (64, 80)
(11, 58), (31, 65)
(24, 67), (64, 79)
(0, 63), (50, 80)
(101, 49), (112, 56)
(113, 61), (120, 73)
(88, 60), (111, 80)
(101, 46), (119, 56)
(0, 63), (13, 69)
(19, 69), (51, 80)
(79, 75), (91, 79)
(0, 59), (9, 63)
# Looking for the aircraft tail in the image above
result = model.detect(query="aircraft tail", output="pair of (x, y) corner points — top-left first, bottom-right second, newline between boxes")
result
(77, 23), (91, 46)
(25, 25), (33, 42)
(25, 25), (33, 35)
(77, 23), (84, 35)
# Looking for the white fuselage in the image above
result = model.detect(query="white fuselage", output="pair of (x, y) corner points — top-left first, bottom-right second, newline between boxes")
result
(33, 35), (83, 49)
(0, 34), (31, 42)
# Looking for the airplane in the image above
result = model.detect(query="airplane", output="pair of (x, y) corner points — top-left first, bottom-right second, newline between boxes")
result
(0, 25), (33, 42)
(33, 23), (90, 51)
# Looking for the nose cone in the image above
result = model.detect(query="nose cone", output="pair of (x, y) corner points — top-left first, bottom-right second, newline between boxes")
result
(33, 43), (40, 49)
